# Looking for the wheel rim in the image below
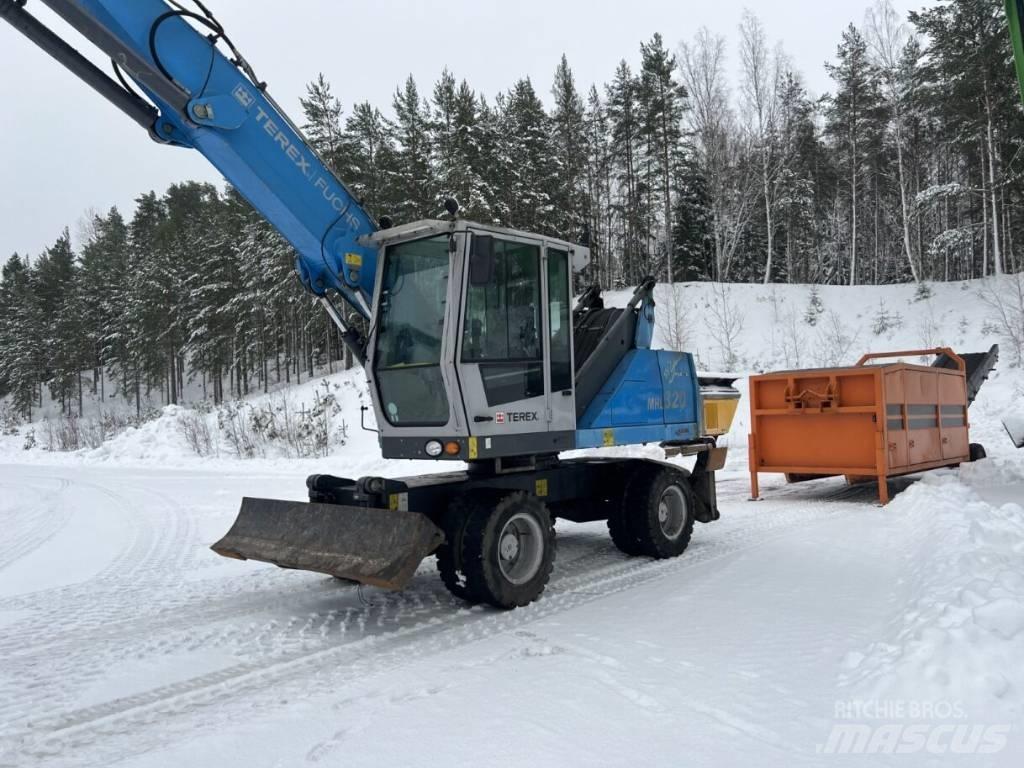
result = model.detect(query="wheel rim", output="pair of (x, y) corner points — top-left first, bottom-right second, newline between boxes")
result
(657, 485), (688, 540)
(497, 511), (545, 585)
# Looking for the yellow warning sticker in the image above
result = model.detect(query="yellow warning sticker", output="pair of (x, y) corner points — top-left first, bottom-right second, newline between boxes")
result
(535, 478), (548, 497)
(389, 493), (399, 511)
(344, 252), (363, 266)
(468, 436), (478, 460)
(602, 429), (615, 447)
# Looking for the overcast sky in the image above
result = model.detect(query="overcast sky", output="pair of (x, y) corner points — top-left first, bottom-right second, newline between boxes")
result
(0, 0), (932, 259)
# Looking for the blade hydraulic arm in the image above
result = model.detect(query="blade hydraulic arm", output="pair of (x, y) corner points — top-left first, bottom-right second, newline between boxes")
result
(1, 0), (378, 349)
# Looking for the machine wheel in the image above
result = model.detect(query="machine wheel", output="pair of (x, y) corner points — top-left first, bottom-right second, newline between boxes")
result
(460, 492), (555, 609)
(436, 493), (486, 601)
(969, 443), (987, 462)
(629, 467), (695, 559)
(607, 466), (651, 556)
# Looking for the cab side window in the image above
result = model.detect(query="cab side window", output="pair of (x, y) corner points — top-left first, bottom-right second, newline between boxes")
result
(462, 238), (543, 406)
(547, 249), (572, 393)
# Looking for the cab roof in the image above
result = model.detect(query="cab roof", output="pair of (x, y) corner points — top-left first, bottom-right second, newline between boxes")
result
(360, 218), (590, 272)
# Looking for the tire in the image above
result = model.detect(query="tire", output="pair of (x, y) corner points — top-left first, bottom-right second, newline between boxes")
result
(460, 492), (555, 609)
(608, 465), (652, 556)
(969, 443), (987, 462)
(629, 466), (696, 559)
(436, 492), (486, 601)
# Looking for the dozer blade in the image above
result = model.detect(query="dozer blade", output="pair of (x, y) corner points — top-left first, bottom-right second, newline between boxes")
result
(211, 497), (444, 591)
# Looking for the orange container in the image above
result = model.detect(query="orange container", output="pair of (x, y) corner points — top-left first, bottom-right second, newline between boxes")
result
(747, 348), (971, 503)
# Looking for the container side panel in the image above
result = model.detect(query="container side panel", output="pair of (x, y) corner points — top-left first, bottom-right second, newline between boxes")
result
(883, 370), (907, 471)
(908, 426), (942, 464)
(905, 370), (939, 405)
(757, 413), (876, 469)
(833, 370), (877, 407)
(941, 424), (969, 460)
(937, 372), (967, 405)
(883, 369), (905, 403)
(887, 433), (909, 470)
(755, 376), (795, 409)
(940, 399), (969, 460)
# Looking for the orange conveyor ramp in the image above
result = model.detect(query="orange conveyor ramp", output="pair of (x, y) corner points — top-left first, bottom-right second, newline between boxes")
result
(747, 348), (971, 504)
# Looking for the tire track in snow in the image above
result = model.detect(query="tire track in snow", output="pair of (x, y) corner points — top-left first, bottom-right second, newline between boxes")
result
(0, 478), (73, 572)
(0, 476), (142, 606)
(0, 517), (605, 663)
(2, 498), (852, 767)
(0, 533), (618, 727)
(0, 474), (205, 633)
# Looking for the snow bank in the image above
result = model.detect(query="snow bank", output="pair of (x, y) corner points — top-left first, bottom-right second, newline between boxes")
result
(0, 370), (446, 478)
(84, 404), (195, 464)
(838, 466), (1024, 721)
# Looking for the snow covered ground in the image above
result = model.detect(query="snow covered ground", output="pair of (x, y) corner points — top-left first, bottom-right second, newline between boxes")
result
(1, 278), (1023, 767)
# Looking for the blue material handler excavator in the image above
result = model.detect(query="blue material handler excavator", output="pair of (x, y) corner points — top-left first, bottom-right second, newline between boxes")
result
(1, 0), (740, 608)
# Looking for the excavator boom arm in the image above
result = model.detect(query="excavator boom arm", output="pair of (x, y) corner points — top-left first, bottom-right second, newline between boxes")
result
(1, 0), (377, 334)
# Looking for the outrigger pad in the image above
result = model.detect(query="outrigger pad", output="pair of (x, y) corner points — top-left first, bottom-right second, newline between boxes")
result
(1005, 415), (1024, 449)
(211, 497), (444, 590)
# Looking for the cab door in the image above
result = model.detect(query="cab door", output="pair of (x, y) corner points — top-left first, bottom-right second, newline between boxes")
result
(457, 231), (549, 440)
(455, 232), (577, 447)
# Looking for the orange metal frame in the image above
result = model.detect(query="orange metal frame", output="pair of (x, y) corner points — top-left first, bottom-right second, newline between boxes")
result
(747, 348), (970, 504)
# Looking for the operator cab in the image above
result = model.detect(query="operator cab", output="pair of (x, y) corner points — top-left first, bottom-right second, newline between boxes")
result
(363, 220), (589, 461)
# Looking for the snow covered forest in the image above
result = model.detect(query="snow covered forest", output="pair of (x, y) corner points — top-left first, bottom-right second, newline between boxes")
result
(2, 0), (1024, 419)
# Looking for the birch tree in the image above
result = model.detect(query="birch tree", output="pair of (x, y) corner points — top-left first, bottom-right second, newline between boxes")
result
(679, 28), (756, 280)
(865, 0), (921, 282)
(738, 10), (786, 283)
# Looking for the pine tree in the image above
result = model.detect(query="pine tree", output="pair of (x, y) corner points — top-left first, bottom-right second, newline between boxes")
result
(0, 254), (12, 399)
(300, 73), (345, 170)
(497, 78), (558, 234)
(33, 230), (83, 413)
(473, 94), (503, 224)
(550, 55), (589, 238)
(431, 69), (460, 213)
(584, 85), (615, 286)
(0, 254), (44, 418)
(671, 157), (715, 280)
(79, 207), (129, 400)
(639, 33), (688, 282)
(774, 72), (821, 283)
(430, 72), (493, 220)
(825, 24), (886, 285)
(119, 191), (169, 414)
(342, 101), (398, 218)
(606, 61), (648, 283)
(185, 189), (239, 402)
(389, 76), (434, 222)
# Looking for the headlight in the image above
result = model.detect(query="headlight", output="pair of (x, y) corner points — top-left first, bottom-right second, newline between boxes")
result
(424, 440), (443, 457)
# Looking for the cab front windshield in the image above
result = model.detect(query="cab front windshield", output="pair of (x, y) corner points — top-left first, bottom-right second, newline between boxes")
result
(373, 235), (450, 426)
